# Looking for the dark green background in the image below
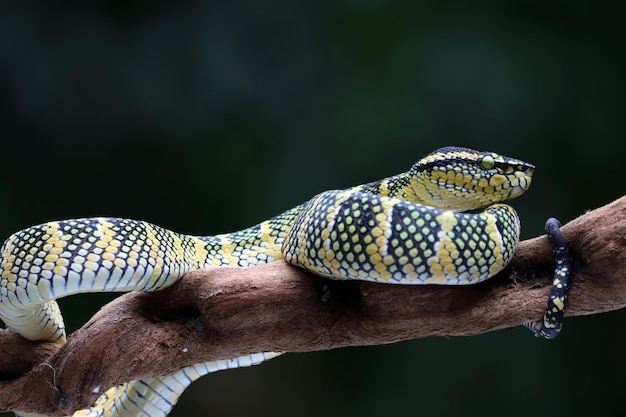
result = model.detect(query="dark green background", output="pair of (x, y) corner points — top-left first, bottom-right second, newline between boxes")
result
(1, 1), (624, 416)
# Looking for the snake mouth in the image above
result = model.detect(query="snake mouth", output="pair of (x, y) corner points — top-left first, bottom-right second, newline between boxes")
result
(508, 169), (533, 199)
(519, 174), (532, 191)
(521, 168), (534, 190)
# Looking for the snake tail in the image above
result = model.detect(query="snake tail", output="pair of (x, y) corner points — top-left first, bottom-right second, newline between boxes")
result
(524, 217), (572, 339)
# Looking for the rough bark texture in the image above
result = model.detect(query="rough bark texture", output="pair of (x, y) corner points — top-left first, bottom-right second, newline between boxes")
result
(1, 195), (625, 416)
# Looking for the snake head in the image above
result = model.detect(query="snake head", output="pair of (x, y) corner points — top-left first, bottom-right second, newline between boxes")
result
(408, 146), (535, 211)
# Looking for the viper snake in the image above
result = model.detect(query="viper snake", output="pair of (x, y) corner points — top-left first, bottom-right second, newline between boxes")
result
(1, 146), (569, 417)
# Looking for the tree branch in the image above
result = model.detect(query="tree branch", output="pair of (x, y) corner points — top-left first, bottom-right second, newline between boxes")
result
(1, 195), (625, 416)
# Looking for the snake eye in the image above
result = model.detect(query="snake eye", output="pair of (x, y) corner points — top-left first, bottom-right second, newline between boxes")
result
(480, 155), (495, 170)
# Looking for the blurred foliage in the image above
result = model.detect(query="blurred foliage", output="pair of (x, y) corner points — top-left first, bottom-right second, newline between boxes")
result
(0, 1), (624, 416)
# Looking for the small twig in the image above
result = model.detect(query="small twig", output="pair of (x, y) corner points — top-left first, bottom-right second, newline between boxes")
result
(41, 363), (59, 393)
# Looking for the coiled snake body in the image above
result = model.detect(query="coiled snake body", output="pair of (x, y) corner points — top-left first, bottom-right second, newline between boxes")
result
(1, 147), (535, 417)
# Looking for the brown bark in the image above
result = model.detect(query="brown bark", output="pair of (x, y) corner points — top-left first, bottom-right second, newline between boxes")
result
(1, 195), (625, 416)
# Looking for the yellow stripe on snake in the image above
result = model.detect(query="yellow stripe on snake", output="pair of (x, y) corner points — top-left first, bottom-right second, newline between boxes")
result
(0, 146), (534, 417)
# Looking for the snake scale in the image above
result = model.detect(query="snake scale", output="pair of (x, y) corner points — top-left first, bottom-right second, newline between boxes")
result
(1, 146), (542, 417)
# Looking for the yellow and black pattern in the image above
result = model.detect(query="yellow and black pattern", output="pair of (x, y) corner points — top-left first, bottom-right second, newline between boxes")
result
(1, 146), (538, 417)
(0, 218), (204, 342)
(283, 192), (520, 285)
(0, 212), (302, 343)
(199, 206), (302, 267)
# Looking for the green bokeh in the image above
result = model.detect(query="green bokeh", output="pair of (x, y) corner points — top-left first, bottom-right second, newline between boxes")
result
(1, 1), (624, 416)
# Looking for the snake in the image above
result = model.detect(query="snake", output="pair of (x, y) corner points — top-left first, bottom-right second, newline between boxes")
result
(1, 146), (536, 417)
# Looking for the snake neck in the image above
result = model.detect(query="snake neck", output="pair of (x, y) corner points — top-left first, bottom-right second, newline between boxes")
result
(356, 173), (422, 202)
(354, 172), (457, 209)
